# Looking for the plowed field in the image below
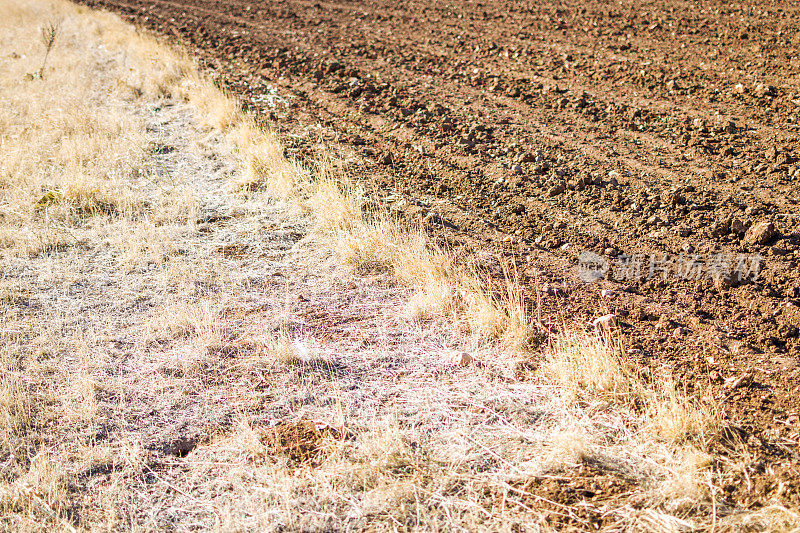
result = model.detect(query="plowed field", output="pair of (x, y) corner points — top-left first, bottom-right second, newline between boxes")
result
(79, 0), (800, 510)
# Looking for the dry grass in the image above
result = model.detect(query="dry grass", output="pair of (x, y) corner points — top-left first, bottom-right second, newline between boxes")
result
(539, 334), (723, 509)
(543, 334), (640, 398)
(0, 0), (205, 259)
(0, 0), (792, 531)
(286, 169), (541, 349)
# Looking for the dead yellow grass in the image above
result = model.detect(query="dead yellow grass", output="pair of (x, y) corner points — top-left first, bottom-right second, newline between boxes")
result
(0, 0), (213, 529)
(543, 334), (638, 397)
(543, 334), (721, 444)
(0, 0), (206, 259)
(0, 354), (34, 450)
(0, 456), (74, 532)
(281, 168), (541, 347)
(540, 334), (723, 507)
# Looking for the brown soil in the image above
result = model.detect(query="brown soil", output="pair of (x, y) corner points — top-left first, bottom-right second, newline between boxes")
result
(262, 420), (345, 465)
(78, 0), (800, 513)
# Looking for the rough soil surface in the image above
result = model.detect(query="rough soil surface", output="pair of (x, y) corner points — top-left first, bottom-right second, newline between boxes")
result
(78, 0), (800, 513)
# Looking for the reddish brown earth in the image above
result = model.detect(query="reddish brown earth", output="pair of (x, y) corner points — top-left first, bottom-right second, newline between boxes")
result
(80, 0), (800, 514)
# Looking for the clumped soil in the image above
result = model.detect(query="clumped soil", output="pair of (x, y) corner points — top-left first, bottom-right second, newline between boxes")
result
(78, 0), (800, 513)
(262, 420), (345, 465)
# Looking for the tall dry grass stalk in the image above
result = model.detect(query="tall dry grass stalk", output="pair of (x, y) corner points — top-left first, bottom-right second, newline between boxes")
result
(37, 19), (60, 79)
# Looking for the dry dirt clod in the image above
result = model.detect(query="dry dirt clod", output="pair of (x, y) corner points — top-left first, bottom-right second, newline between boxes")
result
(533, 161), (550, 174)
(654, 315), (674, 331)
(766, 146), (778, 161)
(744, 221), (777, 246)
(713, 273), (735, 291)
(517, 151), (535, 163)
(754, 83), (777, 98)
(730, 217), (749, 235)
(547, 182), (566, 196)
(263, 420), (343, 464)
(456, 136), (474, 149)
(450, 351), (474, 366)
(710, 218), (731, 237)
(592, 313), (617, 332)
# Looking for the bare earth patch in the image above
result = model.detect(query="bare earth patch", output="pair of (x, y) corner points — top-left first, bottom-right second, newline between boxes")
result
(0, 0), (798, 531)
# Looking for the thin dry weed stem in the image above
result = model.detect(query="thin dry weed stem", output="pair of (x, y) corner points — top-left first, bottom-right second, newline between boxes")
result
(38, 19), (60, 79)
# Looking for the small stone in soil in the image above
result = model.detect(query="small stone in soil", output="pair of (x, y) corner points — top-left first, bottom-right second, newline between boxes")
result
(744, 221), (777, 245)
(547, 182), (566, 196)
(593, 314), (618, 336)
